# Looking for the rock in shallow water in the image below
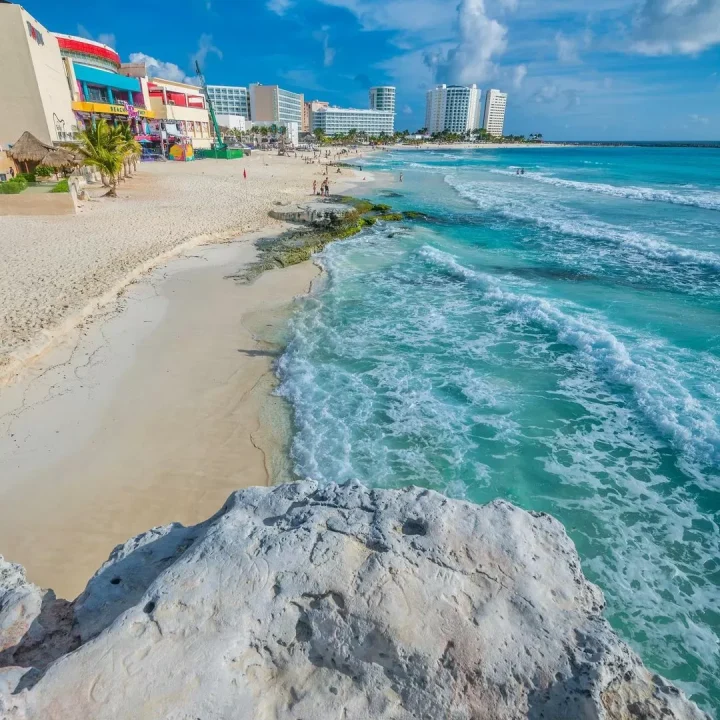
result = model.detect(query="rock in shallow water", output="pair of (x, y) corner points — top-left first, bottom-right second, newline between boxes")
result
(0, 481), (709, 719)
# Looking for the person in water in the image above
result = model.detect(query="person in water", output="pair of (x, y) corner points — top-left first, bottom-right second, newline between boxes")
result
(399, 172), (404, 182)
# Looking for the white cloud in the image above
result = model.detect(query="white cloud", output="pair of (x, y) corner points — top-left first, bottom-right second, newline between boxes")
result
(190, 33), (222, 71)
(690, 113), (710, 124)
(632, 0), (720, 55)
(532, 83), (580, 109)
(513, 64), (527, 88)
(318, 0), (456, 37)
(267, 0), (293, 15)
(555, 32), (579, 62)
(314, 26), (336, 67)
(424, 0), (509, 84)
(77, 24), (116, 49)
(128, 52), (195, 83)
(403, 104), (413, 114)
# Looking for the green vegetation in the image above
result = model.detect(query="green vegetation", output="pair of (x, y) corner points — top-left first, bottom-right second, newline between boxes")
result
(77, 119), (141, 197)
(376, 213), (403, 222)
(34, 165), (54, 178)
(0, 177), (28, 194)
(50, 179), (69, 193)
(16, 172), (35, 183)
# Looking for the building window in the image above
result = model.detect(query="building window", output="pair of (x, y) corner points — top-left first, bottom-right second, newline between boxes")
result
(87, 86), (108, 103)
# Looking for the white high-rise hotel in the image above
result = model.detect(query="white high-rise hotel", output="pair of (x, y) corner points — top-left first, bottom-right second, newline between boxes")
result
(425, 84), (482, 134)
(424, 84), (508, 136)
(369, 86), (396, 114)
(483, 89), (507, 136)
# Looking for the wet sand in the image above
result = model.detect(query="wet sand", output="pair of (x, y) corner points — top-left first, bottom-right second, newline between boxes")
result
(0, 233), (319, 599)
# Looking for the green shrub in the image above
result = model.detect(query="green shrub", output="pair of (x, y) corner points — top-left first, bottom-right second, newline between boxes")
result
(35, 165), (54, 178)
(0, 177), (28, 194)
(50, 179), (69, 193)
(16, 172), (36, 183)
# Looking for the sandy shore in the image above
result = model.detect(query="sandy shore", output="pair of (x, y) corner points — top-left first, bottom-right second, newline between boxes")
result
(0, 235), (320, 598)
(0, 152), (374, 598)
(0, 151), (372, 383)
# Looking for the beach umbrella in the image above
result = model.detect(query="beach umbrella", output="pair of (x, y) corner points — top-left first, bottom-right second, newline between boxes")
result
(7, 131), (53, 172)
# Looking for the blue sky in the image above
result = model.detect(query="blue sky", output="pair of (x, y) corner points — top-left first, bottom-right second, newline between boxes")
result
(24, 0), (720, 140)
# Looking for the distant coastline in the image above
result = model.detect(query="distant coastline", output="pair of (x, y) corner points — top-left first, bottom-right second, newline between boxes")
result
(543, 140), (720, 148)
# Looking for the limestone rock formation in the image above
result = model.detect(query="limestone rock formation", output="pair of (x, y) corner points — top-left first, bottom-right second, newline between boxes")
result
(0, 481), (710, 719)
(268, 200), (354, 225)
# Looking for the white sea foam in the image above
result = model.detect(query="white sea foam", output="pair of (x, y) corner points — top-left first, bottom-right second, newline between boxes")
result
(445, 175), (720, 272)
(419, 245), (720, 468)
(489, 168), (720, 211)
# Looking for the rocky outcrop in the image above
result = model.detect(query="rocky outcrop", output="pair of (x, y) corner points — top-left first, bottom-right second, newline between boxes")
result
(268, 200), (355, 225)
(0, 481), (709, 720)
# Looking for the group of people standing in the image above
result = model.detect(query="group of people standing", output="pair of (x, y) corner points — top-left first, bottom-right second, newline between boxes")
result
(313, 178), (331, 197)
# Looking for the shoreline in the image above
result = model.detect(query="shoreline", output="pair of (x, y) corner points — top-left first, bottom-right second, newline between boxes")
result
(0, 156), (375, 599)
(0, 151), (376, 388)
(0, 233), (320, 599)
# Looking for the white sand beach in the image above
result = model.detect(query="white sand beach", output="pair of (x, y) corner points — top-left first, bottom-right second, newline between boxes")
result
(0, 153), (371, 597)
(0, 152), (372, 384)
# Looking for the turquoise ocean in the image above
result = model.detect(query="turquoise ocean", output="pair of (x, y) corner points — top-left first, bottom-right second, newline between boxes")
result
(277, 147), (720, 713)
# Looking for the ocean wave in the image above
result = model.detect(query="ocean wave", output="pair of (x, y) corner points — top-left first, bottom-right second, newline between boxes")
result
(419, 245), (720, 467)
(445, 176), (720, 272)
(489, 169), (720, 211)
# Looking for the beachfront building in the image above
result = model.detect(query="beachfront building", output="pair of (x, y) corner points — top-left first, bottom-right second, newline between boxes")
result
(0, 3), (76, 147)
(425, 84), (481, 135)
(216, 114), (247, 132)
(58, 36), (154, 133)
(207, 85), (249, 123)
(303, 100), (328, 132)
(249, 84), (303, 126)
(369, 86), (396, 115)
(146, 78), (213, 149)
(311, 107), (394, 137)
(483, 89), (507, 137)
(250, 121), (299, 146)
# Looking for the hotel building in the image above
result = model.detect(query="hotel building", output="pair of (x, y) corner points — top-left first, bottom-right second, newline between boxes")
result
(146, 77), (213, 149)
(311, 107), (394, 137)
(425, 84), (481, 135)
(482, 89), (507, 137)
(249, 84), (303, 126)
(0, 2), (75, 147)
(206, 85), (249, 121)
(369, 86), (396, 115)
(303, 100), (328, 132)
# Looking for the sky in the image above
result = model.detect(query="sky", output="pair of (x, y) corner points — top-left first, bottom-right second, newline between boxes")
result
(22, 0), (720, 140)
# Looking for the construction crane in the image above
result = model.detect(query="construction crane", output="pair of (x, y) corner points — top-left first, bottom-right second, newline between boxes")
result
(195, 60), (226, 152)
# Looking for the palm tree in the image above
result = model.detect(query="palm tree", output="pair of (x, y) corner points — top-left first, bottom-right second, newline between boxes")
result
(115, 123), (142, 177)
(77, 119), (125, 196)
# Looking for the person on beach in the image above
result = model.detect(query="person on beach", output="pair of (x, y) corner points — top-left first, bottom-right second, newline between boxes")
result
(313, 180), (317, 195)
(243, 168), (247, 179)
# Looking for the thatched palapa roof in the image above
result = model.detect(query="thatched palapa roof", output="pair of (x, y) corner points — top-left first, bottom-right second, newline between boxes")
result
(39, 147), (81, 169)
(7, 131), (53, 163)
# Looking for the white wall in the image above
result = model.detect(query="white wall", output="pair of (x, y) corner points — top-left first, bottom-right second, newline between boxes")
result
(0, 5), (75, 146)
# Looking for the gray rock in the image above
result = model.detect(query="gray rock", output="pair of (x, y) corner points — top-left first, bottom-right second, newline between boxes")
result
(0, 481), (710, 719)
(269, 201), (354, 225)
